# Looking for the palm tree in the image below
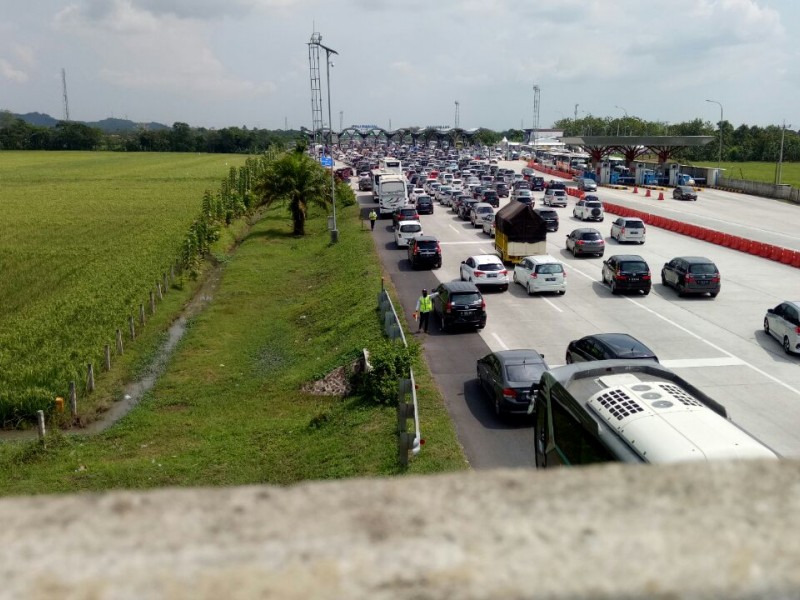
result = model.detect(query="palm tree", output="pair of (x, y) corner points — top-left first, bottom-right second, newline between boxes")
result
(254, 151), (330, 236)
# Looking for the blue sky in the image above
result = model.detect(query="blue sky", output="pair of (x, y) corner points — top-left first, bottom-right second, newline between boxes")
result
(1, 0), (797, 130)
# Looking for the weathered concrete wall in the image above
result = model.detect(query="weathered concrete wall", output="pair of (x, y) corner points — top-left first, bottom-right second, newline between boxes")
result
(2, 460), (800, 599)
(718, 177), (800, 203)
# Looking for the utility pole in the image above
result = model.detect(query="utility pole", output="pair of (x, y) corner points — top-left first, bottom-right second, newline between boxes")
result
(61, 68), (70, 121)
(532, 84), (540, 145)
(339, 110), (343, 131)
(776, 120), (790, 185)
(574, 103), (579, 120)
(705, 99), (723, 170)
(454, 101), (460, 129)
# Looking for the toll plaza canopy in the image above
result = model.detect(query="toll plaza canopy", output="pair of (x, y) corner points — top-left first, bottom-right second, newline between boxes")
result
(561, 135), (714, 166)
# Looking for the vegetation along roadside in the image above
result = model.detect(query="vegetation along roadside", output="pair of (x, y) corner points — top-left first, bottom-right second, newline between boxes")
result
(0, 151), (466, 495)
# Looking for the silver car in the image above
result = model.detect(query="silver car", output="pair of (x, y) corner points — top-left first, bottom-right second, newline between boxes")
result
(764, 301), (800, 354)
(565, 228), (605, 257)
(543, 189), (568, 207)
(577, 177), (598, 192)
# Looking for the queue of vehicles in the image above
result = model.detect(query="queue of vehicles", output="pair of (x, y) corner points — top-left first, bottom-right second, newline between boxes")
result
(345, 144), (796, 468)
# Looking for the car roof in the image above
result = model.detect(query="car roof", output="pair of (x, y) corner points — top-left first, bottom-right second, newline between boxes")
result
(609, 254), (647, 261)
(493, 349), (548, 366)
(469, 254), (502, 262)
(397, 220), (422, 227)
(473, 202), (493, 208)
(582, 333), (657, 356)
(521, 254), (561, 264)
(439, 281), (481, 293)
(670, 256), (716, 264)
(570, 227), (601, 234)
(413, 235), (438, 242)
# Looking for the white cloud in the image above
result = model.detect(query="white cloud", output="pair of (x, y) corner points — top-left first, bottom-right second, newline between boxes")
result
(0, 58), (28, 82)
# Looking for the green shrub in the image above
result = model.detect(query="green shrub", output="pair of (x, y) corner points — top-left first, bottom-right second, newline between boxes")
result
(352, 340), (418, 406)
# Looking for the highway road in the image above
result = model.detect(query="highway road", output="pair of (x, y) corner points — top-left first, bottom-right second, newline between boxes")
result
(359, 161), (800, 468)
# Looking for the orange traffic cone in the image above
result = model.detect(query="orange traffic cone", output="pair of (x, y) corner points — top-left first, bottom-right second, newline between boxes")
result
(632, 186), (639, 194)
(645, 188), (651, 197)
(657, 192), (664, 201)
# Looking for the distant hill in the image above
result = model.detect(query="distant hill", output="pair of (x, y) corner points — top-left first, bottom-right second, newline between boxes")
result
(9, 111), (169, 132)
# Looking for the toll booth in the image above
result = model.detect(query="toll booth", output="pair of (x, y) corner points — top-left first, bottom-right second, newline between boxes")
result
(667, 163), (680, 186)
(599, 161), (612, 185)
(634, 163), (657, 185)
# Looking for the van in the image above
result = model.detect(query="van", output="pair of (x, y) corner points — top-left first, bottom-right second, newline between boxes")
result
(530, 361), (779, 468)
(513, 255), (566, 295)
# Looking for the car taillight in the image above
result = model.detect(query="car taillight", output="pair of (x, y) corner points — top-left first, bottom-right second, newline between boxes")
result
(413, 246), (420, 254)
(686, 274), (695, 283)
(502, 388), (517, 400)
(642, 273), (651, 280)
(481, 299), (486, 310)
(711, 275), (720, 283)
(499, 269), (507, 276)
(576, 240), (584, 245)
(529, 272), (538, 279)
(435, 244), (441, 252)
(620, 227), (626, 234)
(445, 301), (453, 313)
(615, 271), (627, 280)
(795, 326), (800, 335)
(474, 270), (485, 276)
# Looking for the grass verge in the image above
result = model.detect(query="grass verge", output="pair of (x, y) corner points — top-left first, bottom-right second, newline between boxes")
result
(0, 201), (467, 495)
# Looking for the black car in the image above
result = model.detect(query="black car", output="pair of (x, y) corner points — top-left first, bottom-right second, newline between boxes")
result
(476, 349), (549, 416)
(494, 182), (509, 198)
(673, 185), (698, 201)
(416, 195), (434, 215)
(565, 333), (659, 364)
(458, 198), (479, 220)
(533, 207), (559, 232)
(481, 189), (499, 207)
(432, 281), (486, 332)
(601, 254), (652, 295)
(530, 176), (545, 191)
(392, 206), (419, 228)
(545, 180), (566, 191)
(407, 235), (442, 270)
(661, 256), (720, 297)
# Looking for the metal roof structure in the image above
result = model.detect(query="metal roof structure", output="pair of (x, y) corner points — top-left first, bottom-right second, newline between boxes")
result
(561, 135), (715, 165)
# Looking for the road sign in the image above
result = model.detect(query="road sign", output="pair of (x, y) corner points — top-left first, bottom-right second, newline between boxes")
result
(320, 156), (333, 167)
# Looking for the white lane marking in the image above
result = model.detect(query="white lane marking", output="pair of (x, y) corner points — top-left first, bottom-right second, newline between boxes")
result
(627, 297), (800, 397)
(448, 224), (461, 234)
(540, 296), (564, 313)
(563, 262), (598, 281)
(439, 240), (489, 245)
(661, 357), (745, 369)
(492, 333), (509, 350)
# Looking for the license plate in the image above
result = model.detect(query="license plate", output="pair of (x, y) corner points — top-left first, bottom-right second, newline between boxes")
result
(487, 273), (497, 278)
(462, 310), (475, 316)
(546, 277), (556, 282)
(629, 277), (639, 282)
(698, 280), (708, 285)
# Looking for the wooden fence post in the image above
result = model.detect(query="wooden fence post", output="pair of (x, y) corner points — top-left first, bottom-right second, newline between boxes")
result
(37, 410), (46, 442)
(104, 344), (111, 371)
(157, 282), (163, 301)
(149, 291), (156, 314)
(129, 315), (136, 340)
(116, 328), (124, 355)
(87, 363), (95, 393)
(139, 303), (145, 325)
(69, 381), (77, 416)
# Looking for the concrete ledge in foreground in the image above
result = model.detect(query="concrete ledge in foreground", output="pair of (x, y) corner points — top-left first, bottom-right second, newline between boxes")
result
(2, 460), (800, 599)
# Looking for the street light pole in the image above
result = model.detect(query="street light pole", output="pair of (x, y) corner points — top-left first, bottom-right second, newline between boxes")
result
(614, 105), (628, 136)
(317, 41), (339, 242)
(776, 120), (790, 185)
(705, 99), (723, 169)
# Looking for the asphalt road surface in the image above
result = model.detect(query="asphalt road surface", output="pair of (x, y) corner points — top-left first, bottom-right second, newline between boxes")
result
(359, 160), (800, 468)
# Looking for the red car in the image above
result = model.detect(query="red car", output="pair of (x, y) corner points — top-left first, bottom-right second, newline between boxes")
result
(392, 206), (419, 228)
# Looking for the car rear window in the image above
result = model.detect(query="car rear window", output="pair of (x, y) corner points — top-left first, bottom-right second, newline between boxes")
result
(505, 363), (543, 382)
(400, 224), (422, 233)
(416, 240), (438, 250)
(620, 261), (649, 273)
(580, 232), (602, 240)
(535, 263), (563, 274)
(689, 263), (717, 274)
(478, 262), (504, 271)
(586, 201), (602, 208)
(625, 220), (644, 228)
(552, 190), (566, 197)
(451, 292), (482, 306)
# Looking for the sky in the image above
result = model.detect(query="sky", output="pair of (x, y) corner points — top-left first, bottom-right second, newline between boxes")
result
(1, 0), (797, 132)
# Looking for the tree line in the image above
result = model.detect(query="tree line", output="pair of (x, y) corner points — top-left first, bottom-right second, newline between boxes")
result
(0, 112), (301, 153)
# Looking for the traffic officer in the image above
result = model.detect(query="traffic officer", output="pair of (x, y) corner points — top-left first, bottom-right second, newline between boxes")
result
(413, 288), (436, 334)
(369, 209), (377, 231)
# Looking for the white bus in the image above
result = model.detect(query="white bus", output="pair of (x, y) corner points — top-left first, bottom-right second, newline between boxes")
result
(375, 171), (407, 216)
(380, 157), (402, 176)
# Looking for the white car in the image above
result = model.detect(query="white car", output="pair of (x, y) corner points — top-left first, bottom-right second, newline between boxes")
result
(764, 301), (800, 355)
(510, 189), (534, 205)
(482, 213), (496, 237)
(610, 217), (646, 244)
(460, 254), (509, 291)
(513, 255), (567, 295)
(394, 220), (423, 248)
(470, 202), (494, 227)
(542, 189), (568, 207)
(573, 198), (605, 221)
(409, 187), (426, 204)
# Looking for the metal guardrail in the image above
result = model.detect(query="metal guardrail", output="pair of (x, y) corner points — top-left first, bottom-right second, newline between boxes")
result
(377, 280), (421, 466)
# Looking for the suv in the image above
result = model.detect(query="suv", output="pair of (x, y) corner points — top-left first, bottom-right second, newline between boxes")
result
(601, 254), (652, 295)
(513, 254), (566, 295)
(510, 189), (534, 205)
(533, 208), (559, 232)
(494, 182), (509, 198)
(661, 256), (720, 297)
(530, 176), (545, 191)
(573, 196), (604, 221)
(407, 235), (442, 270)
(432, 281), (487, 332)
(470, 202), (495, 228)
(480, 189), (499, 207)
(542, 188), (568, 207)
(358, 176), (373, 191)
(415, 195), (434, 215)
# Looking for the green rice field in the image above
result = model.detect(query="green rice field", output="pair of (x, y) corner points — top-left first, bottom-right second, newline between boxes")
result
(694, 161), (800, 188)
(0, 151), (246, 425)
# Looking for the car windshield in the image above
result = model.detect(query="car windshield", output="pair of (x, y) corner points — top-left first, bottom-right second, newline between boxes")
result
(580, 232), (602, 240)
(689, 263), (717, 274)
(505, 363), (544, 382)
(451, 293), (481, 306)
(477, 262), (503, 271)
(536, 264), (563, 274)
(620, 261), (648, 273)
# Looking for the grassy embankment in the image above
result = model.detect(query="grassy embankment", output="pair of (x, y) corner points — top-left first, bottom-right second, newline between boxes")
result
(693, 161), (800, 189)
(0, 152), (466, 495)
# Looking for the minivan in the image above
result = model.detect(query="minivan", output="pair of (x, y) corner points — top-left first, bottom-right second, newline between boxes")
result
(513, 255), (567, 295)
(601, 254), (651, 295)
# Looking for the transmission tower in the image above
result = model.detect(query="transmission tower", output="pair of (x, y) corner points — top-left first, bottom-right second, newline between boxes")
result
(454, 100), (460, 129)
(61, 68), (70, 121)
(307, 32), (324, 151)
(532, 84), (541, 144)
